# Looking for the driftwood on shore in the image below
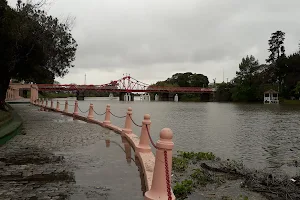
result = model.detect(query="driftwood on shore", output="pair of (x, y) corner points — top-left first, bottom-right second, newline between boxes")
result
(201, 161), (300, 200)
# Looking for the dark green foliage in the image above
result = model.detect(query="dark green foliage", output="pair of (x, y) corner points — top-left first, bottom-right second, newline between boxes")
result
(231, 55), (262, 102)
(154, 72), (209, 88)
(215, 82), (234, 101)
(0, 0), (77, 109)
(172, 151), (216, 173)
(217, 31), (300, 102)
(266, 31), (286, 64)
(190, 169), (214, 186)
(172, 157), (189, 172)
(150, 72), (210, 101)
(177, 151), (216, 161)
(173, 179), (194, 200)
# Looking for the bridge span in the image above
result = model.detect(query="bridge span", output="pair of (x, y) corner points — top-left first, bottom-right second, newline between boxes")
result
(6, 75), (216, 102)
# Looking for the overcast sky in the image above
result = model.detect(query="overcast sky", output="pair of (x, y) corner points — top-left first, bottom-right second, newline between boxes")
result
(8, 0), (300, 85)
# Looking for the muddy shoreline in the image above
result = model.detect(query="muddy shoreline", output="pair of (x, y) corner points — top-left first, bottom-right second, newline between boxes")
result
(172, 151), (300, 200)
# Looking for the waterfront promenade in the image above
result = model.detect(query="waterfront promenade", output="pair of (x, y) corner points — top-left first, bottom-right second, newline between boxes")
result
(0, 104), (143, 199)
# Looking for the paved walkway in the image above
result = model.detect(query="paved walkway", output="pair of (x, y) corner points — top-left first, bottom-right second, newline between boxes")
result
(0, 104), (143, 200)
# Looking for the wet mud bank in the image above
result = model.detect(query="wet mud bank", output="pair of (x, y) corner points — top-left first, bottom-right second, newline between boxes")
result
(172, 151), (300, 200)
(0, 105), (143, 200)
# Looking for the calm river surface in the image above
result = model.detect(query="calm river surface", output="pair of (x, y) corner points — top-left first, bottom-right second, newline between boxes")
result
(54, 97), (300, 175)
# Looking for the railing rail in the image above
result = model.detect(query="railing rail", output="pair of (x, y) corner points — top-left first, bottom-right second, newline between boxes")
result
(33, 98), (175, 200)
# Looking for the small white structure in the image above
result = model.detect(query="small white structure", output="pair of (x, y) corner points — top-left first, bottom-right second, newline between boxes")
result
(264, 89), (279, 104)
(140, 93), (151, 101)
(154, 94), (159, 101)
(174, 94), (179, 102)
(124, 93), (131, 101)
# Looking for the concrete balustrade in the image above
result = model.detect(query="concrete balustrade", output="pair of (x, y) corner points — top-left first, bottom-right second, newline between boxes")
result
(122, 107), (133, 135)
(32, 100), (175, 200)
(87, 103), (94, 120)
(56, 101), (60, 111)
(63, 100), (68, 113)
(136, 114), (152, 153)
(145, 128), (175, 200)
(103, 104), (111, 126)
(73, 100), (79, 117)
(40, 98), (45, 111)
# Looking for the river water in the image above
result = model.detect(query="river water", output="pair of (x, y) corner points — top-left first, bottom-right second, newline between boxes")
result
(54, 97), (300, 176)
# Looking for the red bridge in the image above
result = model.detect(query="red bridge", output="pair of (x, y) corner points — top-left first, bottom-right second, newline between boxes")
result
(37, 75), (215, 93)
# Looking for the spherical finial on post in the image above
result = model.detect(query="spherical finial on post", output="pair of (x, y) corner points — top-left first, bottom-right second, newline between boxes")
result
(144, 114), (150, 120)
(160, 128), (173, 140)
(157, 128), (174, 150)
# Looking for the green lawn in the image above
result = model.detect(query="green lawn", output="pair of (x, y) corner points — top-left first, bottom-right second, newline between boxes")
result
(0, 110), (11, 122)
(281, 99), (300, 105)
(0, 109), (12, 129)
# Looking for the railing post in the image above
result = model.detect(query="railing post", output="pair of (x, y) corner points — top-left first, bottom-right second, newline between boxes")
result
(56, 101), (60, 111)
(122, 107), (132, 135)
(136, 114), (151, 153)
(51, 99), (54, 109)
(40, 98), (44, 111)
(103, 104), (111, 126)
(87, 103), (94, 120)
(73, 100), (79, 117)
(63, 100), (68, 113)
(145, 128), (175, 200)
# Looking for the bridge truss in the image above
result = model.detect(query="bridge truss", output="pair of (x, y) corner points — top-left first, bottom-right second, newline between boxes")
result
(37, 75), (215, 93)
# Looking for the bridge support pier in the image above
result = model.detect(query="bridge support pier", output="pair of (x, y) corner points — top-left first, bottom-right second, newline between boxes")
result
(76, 90), (85, 101)
(199, 93), (210, 102)
(160, 93), (173, 101)
(119, 92), (134, 101)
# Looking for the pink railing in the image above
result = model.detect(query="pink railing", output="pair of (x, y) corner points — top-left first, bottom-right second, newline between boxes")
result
(33, 98), (175, 200)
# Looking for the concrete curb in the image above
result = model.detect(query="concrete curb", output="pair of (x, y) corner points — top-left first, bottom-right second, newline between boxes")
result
(0, 104), (23, 145)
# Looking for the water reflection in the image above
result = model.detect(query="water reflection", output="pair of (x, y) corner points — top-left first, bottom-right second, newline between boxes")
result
(104, 132), (147, 195)
(53, 98), (300, 177)
(121, 136), (132, 164)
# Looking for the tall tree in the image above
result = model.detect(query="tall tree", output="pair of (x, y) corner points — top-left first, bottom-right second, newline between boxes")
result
(266, 31), (286, 63)
(0, 1), (77, 110)
(232, 55), (262, 101)
(266, 31), (287, 93)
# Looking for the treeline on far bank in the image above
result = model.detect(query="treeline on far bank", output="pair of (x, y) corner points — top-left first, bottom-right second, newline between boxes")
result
(150, 31), (300, 103)
(216, 31), (300, 102)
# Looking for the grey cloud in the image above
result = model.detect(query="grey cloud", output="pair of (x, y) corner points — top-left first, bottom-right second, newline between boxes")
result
(7, 0), (300, 84)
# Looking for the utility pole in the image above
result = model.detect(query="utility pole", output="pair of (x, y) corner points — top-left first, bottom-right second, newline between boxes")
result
(222, 67), (224, 83)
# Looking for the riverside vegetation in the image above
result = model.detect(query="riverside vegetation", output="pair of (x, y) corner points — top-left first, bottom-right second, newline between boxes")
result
(151, 31), (300, 103)
(172, 151), (300, 200)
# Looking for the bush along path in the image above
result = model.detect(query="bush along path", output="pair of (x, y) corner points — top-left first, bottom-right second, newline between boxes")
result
(171, 151), (300, 200)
